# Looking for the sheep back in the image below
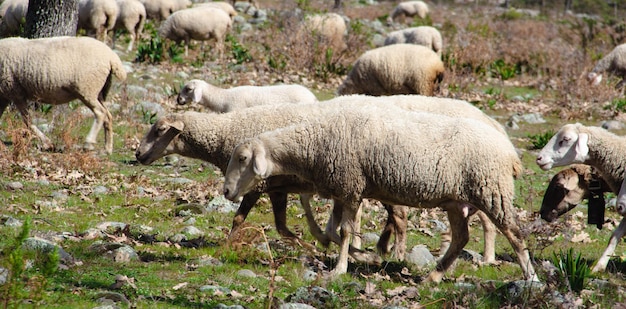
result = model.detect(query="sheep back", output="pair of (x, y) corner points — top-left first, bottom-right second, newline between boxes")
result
(384, 26), (443, 56)
(0, 36), (127, 104)
(78, 0), (120, 41)
(301, 12), (347, 52)
(337, 44), (444, 96)
(158, 7), (231, 43)
(115, 0), (146, 38)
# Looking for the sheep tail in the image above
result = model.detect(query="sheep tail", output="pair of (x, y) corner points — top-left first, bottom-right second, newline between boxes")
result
(110, 58), (128, 81)
(512, 158), (523, 179)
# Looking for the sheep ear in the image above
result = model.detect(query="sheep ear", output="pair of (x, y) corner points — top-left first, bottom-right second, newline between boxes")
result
(252, 147), (268, 177)
(192, 86), (203, 103)
(169, 120), (185, 133)
(575, 133), (589, 158)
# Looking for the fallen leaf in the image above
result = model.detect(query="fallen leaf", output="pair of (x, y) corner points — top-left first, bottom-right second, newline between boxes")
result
(172, 282), (188, 290)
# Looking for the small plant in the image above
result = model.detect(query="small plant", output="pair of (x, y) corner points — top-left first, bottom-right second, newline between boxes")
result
(135, 31), (164, 64)
(490, 59), (519, 80)
(140, 106), (158, 124)
(604, 98), (626, 114)
(484, 87), (502, 96)
(167, 43), (184, 63)
(227, 34), (252, 65)
(552, 248), (592, 293)
(527, 130), (554, 150)
(39, 104), (53, 114)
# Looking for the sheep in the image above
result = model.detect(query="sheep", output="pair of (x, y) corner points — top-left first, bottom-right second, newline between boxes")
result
(0, 36), (127, 155)
(193, 1), (237, 18)
(384, 26), (443, 57)
(386, 0), (429, 25)
(113, 0), (146, 52)
(299, 12), (348, 53)
(587, 43), (626, 89)
(337, 44), (444, 96)
(140, 0), (190, 20)
(223, 106), (537, 282)
(158, 6), (232, 57)
(136, 94), (505, 263)
(0, 0), (27, 37)
(176, 79), (318, 113)
(536, 123), (626, 272)
(78, 0), (120, 42)
(540, 164), (610, 223)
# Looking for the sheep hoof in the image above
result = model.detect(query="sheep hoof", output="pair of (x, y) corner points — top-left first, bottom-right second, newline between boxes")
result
(350, 250), (382, 266)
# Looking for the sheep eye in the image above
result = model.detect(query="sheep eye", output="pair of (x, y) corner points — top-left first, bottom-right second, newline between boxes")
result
(157, 125), (168, 135)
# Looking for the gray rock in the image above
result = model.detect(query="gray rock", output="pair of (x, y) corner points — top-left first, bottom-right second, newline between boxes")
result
(169, 233), (187, 243)
(519, 113), (546, 124)
(199, 285), (231, 294)
(181, 226), (203, 237)
(286, 286), (338, 308)
(6, 181), (23, 190)
(93, 185), (108, 195)
(134, 101), (164, 116)
(362, 232), (380, 244)
(193, 256), (223, 267)
(37, 179), (50, 186)
(237, 269), (257, 278)
(302, 270), (317, 281)
(95, 291), (130, 306)
(165, 177), (194, 184)
(50, 190), (69, 201)
(81, 228), (105, 240)
(279, 303), (317, 309)
(175, 203), (206, 216)
(88, 242), (138, 263)
(22, 237), (74, 264)
(206, 196), (240, 213)
(601, 120), (624, 131)
(176, 71), (189, 80)
(459, 249), (483, 263)
(405, 245), (435, 268)
(0, 267), (8, 285)
(126, 85), (148, 98)
(1, 215), (22, 227)
(184, 217), (196, 225)
(214, 304), (246, 309)
(96, 222), (128, 233)
(428, 219), (448, 232)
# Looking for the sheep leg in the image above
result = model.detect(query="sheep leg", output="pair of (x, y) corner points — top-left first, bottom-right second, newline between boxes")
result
(488, 210), (538, 281)
(592, 217), (626, 272)
(229, 191), (262, 238)
(330, 199), (360, 277)
(477, 211), (497, 264)
(81, 96), (113, 154)
(14, 100), (54, 151)
(377, 204), (408, 261)
(299, 193), (332, 247)
(425, 201), (469, 283)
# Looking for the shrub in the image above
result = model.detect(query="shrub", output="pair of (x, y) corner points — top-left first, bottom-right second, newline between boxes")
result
(527, 130), (554, 150)
(552, 248), (592, 293)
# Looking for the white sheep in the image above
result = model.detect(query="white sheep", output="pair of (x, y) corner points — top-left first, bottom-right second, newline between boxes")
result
(386, 0), (429, 25)
(176, 79), (318, 113)
(0, 0), (27, 37)
(193, 1), (237, 18)
(137, 94), (504, 263)
(536, 123), (626, 272)
(299, 12), (348, 53)
(113, 0), (146, 52)
(78, 0), (120, 42)
(158, 6), (232, 57)
(540, 164), (609, 222)
(587, 43), (626, 89)
(0, 36), (127, 155)
(223, 106), (537, 281)
(384, 26), (442, 57)
(337, 44), (444, 96)
(140, 0), (190, 20)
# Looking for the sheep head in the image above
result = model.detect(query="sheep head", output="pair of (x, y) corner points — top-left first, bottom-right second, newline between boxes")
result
(540, 167), (587, 222)
(135, 115), (184, 165)
(536, 124), (589, 170)
(587, 72), (603, 86)
(223, 138), (271, 201)
(177, 80), (204, 105)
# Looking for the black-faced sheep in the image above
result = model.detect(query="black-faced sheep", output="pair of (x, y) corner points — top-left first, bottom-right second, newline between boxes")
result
(587, 44), (626, 89)
(536, 123), (626, 272)
(337, 44), (444, 96)
(0, 36), (127, 154)
(176, 79), (318, 113)
(158, 6), (232, 57)
(384, 26), (442, 57)
(224, 106), (537, 281)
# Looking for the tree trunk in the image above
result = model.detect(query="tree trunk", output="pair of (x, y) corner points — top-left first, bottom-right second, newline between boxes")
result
(24, 0), (79, 38)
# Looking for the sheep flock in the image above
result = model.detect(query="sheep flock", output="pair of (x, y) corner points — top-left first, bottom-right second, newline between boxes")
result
(3, 0), (626, 307)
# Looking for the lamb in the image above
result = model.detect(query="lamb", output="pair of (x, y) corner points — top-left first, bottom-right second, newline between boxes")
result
(176, 79), (318, 113)
(337, 44), (444, 96)
(540, 164), (610, 223)
(386, 0), (429, 25)
(137, 94), (505, 263)
(113, 0), (146, 52)
(536, 123), (626, 272)
(223, 106), (537, 282)
(158, 6), (232, 57)
(0, 0), (28, 37)
(587, 43), (626, 89)
(194, 1), (237, 18)
(78, 0), (120, 42)
(140, 0), (190, 20)
(384, 26), (443, 57)
(0, 36), (127, 155)
(299, 12), (348, 53)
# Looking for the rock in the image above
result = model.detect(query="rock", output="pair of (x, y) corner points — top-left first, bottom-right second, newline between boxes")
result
(181, 226), (203, 238)
(6, 181), (23, 190)
(214, 304), (246, 309)
(199, 285), (231, 294)
(175, 204), (206, 216)
(205, 196), (240, 213)
(165, 177), (194, 184)
(302, 270), (317, 281)
(95, 291), (130, 306)
(0, 267), (8, 285)
(93, 185), (108, 195)
(96, 222), (128, 233)
(237, 269), (257, 278)
(1, 215), (22, 227)
(459, 248), (483, 263)
(88, 242), (138, 263)
(286, 286), (338, 308)
(22, 237), (74, 265)
(362, 232), (380, 244)
(601, 120), (624, 131)
(279, 303), (317, 309)
(405, 245), (435, 268)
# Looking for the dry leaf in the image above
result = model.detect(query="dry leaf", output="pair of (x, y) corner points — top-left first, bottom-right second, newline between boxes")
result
(172, 282), (188, 290)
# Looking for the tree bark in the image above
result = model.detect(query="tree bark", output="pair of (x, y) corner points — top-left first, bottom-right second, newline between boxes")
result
(24, 0), (79, 38)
